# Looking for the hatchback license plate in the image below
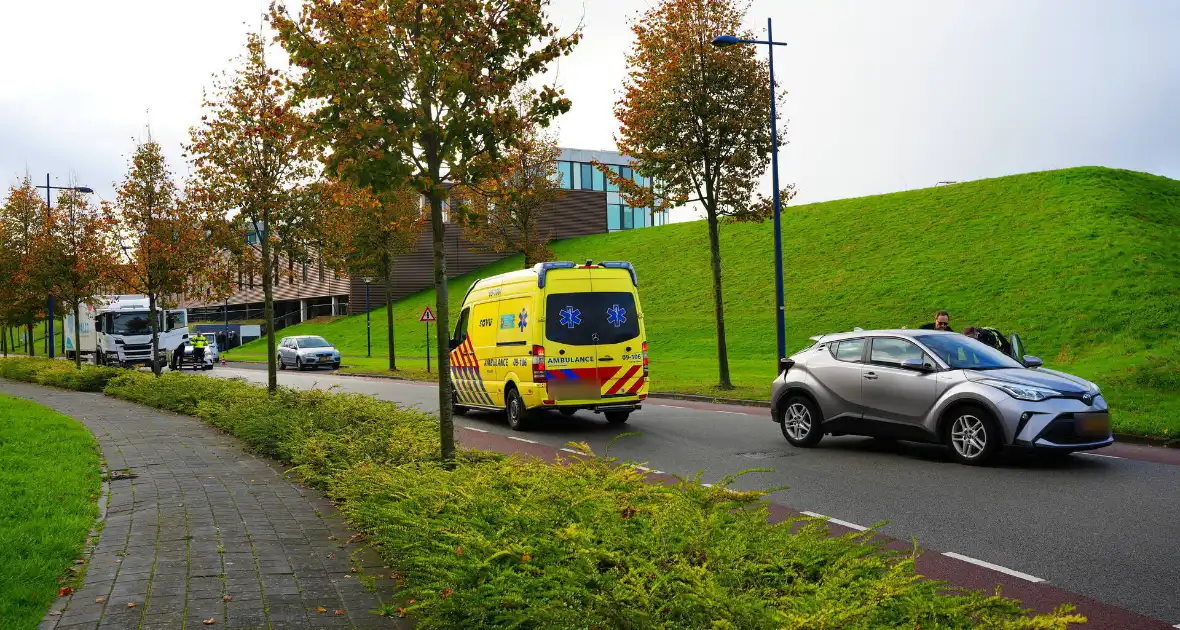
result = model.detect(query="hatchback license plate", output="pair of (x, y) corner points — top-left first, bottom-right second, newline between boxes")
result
(1075, 412), (1110, 437)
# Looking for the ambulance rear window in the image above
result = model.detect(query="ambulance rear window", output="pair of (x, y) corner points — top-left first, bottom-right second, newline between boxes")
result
(546, 292), (639, 346)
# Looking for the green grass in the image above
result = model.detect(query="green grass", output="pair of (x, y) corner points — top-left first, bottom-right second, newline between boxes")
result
(0, 394), (101, 629)
(226, 166), (1180, 438)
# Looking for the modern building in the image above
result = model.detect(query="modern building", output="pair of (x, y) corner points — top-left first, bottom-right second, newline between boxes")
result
(185, 148), (668, 325)
(556, 148), (668, 231)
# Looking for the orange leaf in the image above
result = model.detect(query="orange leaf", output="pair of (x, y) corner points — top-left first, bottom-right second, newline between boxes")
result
(95, 597), (105, 603)
(316, 607), (327, 613)
(203, 618), (216, 625)
(58, 587), (72, 597)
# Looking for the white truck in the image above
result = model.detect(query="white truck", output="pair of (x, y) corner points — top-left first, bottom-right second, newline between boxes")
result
(64, 295), (191, 369)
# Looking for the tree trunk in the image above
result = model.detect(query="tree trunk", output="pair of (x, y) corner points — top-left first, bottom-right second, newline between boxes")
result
(148, 292), (161, 376)
(384, 255), (396, 371)
(429, 186), (455, 463)
(27, 319), (34, 357)
(73, 305), (82, 369)
(705, 212), (733, 389)
(2, 325), (7, 357)
(261, 217), (277, 394)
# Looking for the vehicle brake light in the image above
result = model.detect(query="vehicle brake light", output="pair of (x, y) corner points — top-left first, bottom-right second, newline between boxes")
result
(532, 345), (547, 382)
(642, 341), (648, 377)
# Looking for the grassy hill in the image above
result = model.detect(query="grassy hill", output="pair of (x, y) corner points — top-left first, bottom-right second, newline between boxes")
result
(227, 166), (1180, 438)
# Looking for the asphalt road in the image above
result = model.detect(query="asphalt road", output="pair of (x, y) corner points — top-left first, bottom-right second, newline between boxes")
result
(211, 365), (1180, 626)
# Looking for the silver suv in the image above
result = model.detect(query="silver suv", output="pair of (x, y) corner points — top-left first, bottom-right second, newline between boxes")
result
(770, 329), (1113, 464)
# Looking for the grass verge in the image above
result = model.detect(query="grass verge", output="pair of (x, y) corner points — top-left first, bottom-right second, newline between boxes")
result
(0, 393), (101, 629)
(0, 357), (1084, 628)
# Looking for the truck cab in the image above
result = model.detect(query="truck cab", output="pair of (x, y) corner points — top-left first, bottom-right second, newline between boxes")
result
(65, 295), (190, 368)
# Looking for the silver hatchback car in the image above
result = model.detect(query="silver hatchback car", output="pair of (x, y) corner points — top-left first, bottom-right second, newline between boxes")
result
(770, 330), (1113, 464)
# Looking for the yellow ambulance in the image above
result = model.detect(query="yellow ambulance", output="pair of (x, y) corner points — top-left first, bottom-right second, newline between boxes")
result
(448, 260), (649, 430)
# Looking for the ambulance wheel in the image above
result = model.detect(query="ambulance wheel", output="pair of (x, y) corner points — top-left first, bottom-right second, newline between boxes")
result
(505, 387), (530, 431)
(451, 391), (469, 416)
(605, 411), (631, 425)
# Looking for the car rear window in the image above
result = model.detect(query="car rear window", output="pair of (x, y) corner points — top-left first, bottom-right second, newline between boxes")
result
(545, 292), (639, 346)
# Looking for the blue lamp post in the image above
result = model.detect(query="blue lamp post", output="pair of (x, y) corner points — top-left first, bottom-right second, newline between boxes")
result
(35, 174), (95, 359)
(713, 19), (788, 366)
(363, 277), (373, 358)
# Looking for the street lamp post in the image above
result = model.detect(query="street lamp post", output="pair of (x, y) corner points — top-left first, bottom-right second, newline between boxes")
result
(713, 21), (789, 367)
(35, 174), (94, 359)
(363, 277), (373, 358)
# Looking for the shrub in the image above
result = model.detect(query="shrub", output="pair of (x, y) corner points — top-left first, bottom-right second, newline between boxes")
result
(0, 357), (123, 392)
(334, 451), (1082, 629)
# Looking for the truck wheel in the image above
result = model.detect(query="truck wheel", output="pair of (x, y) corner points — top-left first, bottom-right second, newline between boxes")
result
(605, 411), (630, 425)
(96, 351), (106, 367)
(505, 387), (529, 431)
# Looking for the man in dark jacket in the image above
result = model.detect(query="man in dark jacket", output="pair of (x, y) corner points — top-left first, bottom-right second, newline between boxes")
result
(920, 310), (953, 332)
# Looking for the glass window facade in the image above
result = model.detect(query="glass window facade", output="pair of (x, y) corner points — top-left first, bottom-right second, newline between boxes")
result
(556, 158), (667, 232)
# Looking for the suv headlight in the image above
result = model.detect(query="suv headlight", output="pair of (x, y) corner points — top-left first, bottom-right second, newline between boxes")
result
(979, 378), (1060, 402)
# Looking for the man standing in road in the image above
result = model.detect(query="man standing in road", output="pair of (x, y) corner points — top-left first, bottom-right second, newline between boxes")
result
(920, 310), (954, 331)
(190, 332), (208, 369)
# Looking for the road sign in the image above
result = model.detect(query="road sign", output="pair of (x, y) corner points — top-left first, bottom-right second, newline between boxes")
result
(419, 306), (436, 323)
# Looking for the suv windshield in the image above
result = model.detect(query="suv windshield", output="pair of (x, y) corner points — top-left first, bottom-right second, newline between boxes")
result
(297, 337), (332, 349)
(110, 312), (153, 335)
(916, 334), (1024, 370)
(546, 292), (640, 346)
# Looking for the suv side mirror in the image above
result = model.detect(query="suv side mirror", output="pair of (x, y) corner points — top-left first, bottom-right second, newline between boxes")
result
(1022, 355), (1043, 368)
(778, 358), (794, 375)
(902, 358), (933, 372)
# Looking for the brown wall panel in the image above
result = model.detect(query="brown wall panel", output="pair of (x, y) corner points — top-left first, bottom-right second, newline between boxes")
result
(349, 190), (608, 313)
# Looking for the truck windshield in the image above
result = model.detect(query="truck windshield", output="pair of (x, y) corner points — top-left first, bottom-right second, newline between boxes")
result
(110, 312), (153, 335)
(545, 292), (640, 346)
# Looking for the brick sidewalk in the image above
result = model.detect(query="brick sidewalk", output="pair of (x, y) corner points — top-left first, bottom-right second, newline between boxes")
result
(0, 381), (405, 630)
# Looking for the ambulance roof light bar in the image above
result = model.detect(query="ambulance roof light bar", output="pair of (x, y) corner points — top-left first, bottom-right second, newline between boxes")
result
(536, 261), (577, 288)
(599, 261), (638, 287)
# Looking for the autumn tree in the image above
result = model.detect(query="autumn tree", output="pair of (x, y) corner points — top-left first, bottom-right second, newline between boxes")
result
(612, 0), (787, 390)
(40, 187), (119, 368)
(272, 0), (580, 461)
(187, 32), (318, 394)
(108, 137), (223, 375)
(0, 177), (50, 357)
(457, 121), (563, 268)
(320, 181), (422, 371)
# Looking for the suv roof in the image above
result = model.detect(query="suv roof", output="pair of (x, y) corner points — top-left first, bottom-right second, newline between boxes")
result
(809, 329), (961, 342)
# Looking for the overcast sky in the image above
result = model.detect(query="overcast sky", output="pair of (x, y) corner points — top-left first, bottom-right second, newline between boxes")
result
(3, 0), (1178, 221)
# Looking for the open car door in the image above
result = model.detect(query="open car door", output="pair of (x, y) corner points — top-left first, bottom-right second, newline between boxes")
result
(1008, 332), (1027, 365)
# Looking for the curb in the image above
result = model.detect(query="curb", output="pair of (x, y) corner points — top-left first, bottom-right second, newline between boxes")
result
(648, 391), (771, 408)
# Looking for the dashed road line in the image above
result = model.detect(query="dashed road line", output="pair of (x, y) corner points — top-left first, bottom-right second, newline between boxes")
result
(1078, 452), (1122, 459)
(507, 436), (538, 444)
(653, 403), (751, 416)
(462, 427), (488, 433)
(943, 552), (1044, 583)
(558, 447), (583, 454)
(800, 511), (869, 532)
(701, 483), (713, 487)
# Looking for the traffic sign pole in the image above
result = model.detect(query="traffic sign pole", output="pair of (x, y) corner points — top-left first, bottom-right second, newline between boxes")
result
(419, 306), (436, 374)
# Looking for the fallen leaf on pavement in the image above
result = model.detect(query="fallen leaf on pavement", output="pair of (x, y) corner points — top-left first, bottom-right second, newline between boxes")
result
(203, 618), (215, 625)
(316, 607), (326, 613)
(335, 610), (344, 615)
(57, 587), (72, 597)
(223, 595), (232, 601)
(127, 603), (136, 608)
(95, 597), (105, 603)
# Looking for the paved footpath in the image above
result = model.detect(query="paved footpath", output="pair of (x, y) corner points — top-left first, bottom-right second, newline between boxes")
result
(0, 381), (406, 630)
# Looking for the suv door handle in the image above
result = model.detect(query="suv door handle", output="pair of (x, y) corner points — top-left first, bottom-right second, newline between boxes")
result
(863, 372), (878, 380)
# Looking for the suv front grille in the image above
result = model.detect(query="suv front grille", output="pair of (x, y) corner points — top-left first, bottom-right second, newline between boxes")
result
(1038, 414), (1104, 445)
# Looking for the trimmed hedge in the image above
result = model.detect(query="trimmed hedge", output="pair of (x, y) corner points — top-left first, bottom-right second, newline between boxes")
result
(0, 358), (1084, 628)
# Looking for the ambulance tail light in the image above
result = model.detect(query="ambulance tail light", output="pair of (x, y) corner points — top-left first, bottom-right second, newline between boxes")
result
(642, 341), (649, 377)
(532, 345), (547, 382)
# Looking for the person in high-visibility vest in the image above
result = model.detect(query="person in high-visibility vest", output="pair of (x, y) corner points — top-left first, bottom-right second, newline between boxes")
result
(191, 332), (208, 367)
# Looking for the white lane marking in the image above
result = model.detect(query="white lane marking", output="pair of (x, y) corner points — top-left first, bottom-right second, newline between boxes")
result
(507, 436), (537, 444)
(1078, 452), (1122, 459)
(634, 465), (652, 471)
(701, 483), (713, 487)
(800, 511), (869, 532)
(943, 552), (1044, 583)
(558, 447), (582, 454)
(462, 427), (488, 433)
